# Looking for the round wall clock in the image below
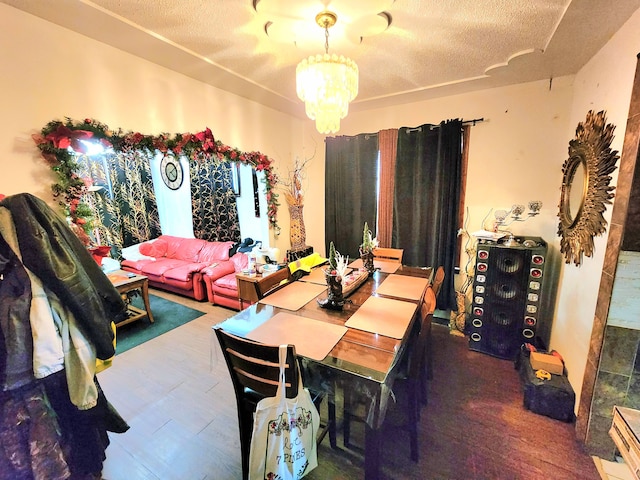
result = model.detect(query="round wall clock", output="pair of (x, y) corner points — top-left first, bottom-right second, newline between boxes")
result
(160, 156), (184, 190)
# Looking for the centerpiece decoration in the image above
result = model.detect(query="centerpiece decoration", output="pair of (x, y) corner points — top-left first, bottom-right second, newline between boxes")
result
(359, 222), (378, 276)
(317, 241), (346, 310)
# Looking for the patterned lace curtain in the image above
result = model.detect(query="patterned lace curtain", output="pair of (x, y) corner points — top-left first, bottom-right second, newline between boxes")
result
(76, 149), (160, 253)
(75, 151), (122, 253)
(110, 149), (161, 248)
(190, 155), (241, 242)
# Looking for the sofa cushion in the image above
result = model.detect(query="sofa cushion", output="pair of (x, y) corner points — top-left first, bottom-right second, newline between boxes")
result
(162, 262), (209, 282)
(121, 258), (155, 271)
(122, 243), (156, 262)
(203, 261), (236, 279)
(139, 237), (169, 258)
(138, 258), (193, 278)
(230, 252), (249, 272)
(213, 272), (239, 293)
(160, 235), (206, 262)
(198, 241), (234, 263)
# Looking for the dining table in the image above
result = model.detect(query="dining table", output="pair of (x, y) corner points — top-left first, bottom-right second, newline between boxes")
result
(214, 261), (433, 479)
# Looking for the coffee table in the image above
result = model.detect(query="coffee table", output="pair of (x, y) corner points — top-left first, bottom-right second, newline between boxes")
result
(107, 269), (155, 327)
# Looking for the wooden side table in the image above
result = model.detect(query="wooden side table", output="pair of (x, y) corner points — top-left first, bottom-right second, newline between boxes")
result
(236, 266), (291, 309)
(107, 270), (155, 327)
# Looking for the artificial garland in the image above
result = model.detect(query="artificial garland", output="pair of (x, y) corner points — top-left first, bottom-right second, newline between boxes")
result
(31, 117), (280, 232)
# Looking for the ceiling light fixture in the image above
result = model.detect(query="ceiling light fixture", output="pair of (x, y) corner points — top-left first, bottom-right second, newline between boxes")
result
(296, 11), (358, 134)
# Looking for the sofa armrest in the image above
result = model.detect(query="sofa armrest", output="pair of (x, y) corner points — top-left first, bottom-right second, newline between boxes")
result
(202, 260), (236, 280)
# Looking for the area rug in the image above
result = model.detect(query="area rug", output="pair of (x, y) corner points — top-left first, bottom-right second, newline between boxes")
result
(115, 294), (205, 354)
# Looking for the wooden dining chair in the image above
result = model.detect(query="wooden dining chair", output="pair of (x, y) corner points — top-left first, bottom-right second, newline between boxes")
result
(420, 286), (437, 406)
(255, 265), (291, 299)
(342, 289), (436, 463)
(214, 328), (333, 479)
(431, 265), (445, 300)
(372, 247), (404, 263)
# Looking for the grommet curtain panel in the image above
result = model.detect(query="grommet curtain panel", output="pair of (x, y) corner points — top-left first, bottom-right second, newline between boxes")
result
(393, 119), (463, 310)
(325, 134), (379, 258)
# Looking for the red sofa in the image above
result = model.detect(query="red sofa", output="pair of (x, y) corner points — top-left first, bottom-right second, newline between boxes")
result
(121, 235), (235, 302)
(202, 252), (249, 310)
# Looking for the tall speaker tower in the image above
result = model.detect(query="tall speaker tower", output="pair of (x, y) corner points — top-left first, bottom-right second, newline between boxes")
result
(467, 236), (549, 360)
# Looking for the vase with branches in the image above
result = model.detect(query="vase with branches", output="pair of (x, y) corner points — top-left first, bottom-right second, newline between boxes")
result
(281, 157), (310, 253)
(318, 241), (345, 310)
(359, 222), (378, 276)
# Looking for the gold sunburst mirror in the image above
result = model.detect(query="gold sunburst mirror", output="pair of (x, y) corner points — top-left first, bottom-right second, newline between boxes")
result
(558, 110), (620, 266)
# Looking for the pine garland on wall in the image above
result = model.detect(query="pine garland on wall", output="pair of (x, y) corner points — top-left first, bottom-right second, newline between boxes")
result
(31, 117), (280, 233)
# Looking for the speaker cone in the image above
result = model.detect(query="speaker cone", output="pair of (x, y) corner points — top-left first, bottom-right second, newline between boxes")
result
(490, 311), (514, 327)
(496, 254), (522, 273)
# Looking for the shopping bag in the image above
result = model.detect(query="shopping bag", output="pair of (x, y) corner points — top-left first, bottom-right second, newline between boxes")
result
(249, 345), (320, 480)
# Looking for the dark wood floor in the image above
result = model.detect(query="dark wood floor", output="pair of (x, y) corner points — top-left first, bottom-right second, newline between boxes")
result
(99, 292), (600, 480)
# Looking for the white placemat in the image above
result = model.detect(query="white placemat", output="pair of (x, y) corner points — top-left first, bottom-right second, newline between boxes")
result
(298, 267), (328, 285)
(376, 274), (430, 301)
(246, 312), (347, 360)
(345, 295), (417, 339)
(258, 281), (327, 311)
(348, 258), (401, 273)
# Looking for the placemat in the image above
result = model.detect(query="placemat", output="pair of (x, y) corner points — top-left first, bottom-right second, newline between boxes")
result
(376, 274), (430, 301)
(298, 267), (328, 285)
(258, 281), (327, 311)
(345, 296), (417, 339)
(348, 258), (401, 274)
(246, 312), (347, 360)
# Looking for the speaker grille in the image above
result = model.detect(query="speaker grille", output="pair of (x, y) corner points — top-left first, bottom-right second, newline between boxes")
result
(468, 237), (548, 360)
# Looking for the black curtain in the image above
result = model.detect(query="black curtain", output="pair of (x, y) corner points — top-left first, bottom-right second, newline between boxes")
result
(325, 134), (379, 258)
(393, 120), (463, 310)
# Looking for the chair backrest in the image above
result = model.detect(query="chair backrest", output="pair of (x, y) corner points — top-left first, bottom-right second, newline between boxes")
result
(373, 247), (404, 263)
(214, 328), (302, 480)
(409, 286), (436, 378)
(431, 266), (445, 299)
(256, 266), (291, 299)
(214, 328), (299, 400)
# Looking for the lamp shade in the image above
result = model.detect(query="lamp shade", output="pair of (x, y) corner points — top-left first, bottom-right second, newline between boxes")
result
(296, 53), (358, 134)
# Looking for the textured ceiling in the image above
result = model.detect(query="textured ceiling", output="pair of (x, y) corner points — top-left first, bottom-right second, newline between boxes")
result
(3, 0), (640, 117)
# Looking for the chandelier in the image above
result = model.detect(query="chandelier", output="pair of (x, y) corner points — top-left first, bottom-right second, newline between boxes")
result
(296, 11), (358, 134)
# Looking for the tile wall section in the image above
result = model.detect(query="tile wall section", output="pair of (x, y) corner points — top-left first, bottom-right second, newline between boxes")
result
(580, 55), (640, 458)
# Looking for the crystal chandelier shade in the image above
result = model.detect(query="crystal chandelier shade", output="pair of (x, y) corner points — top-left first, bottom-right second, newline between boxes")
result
(295, 11), (358, 134)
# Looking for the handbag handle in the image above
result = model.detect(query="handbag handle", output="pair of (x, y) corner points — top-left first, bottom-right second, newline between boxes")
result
(276, 344), (305, 401)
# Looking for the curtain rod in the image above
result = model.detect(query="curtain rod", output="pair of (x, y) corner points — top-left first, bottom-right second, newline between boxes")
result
(462, 117), (484, 126)
(404, 117), (485, 133)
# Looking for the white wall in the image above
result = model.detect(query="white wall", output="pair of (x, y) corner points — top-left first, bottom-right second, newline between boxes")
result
(0, 2), (302, 255)
(553, 8), (640, 409)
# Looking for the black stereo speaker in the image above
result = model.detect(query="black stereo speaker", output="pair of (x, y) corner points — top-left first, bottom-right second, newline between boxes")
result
(467, 236), (548, 360)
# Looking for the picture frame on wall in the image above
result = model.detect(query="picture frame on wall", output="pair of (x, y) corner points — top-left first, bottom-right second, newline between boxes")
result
(231, 163), (240, 196)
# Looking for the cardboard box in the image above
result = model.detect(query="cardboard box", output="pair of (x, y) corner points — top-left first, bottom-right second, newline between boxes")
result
(530, 352), (564, 375)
